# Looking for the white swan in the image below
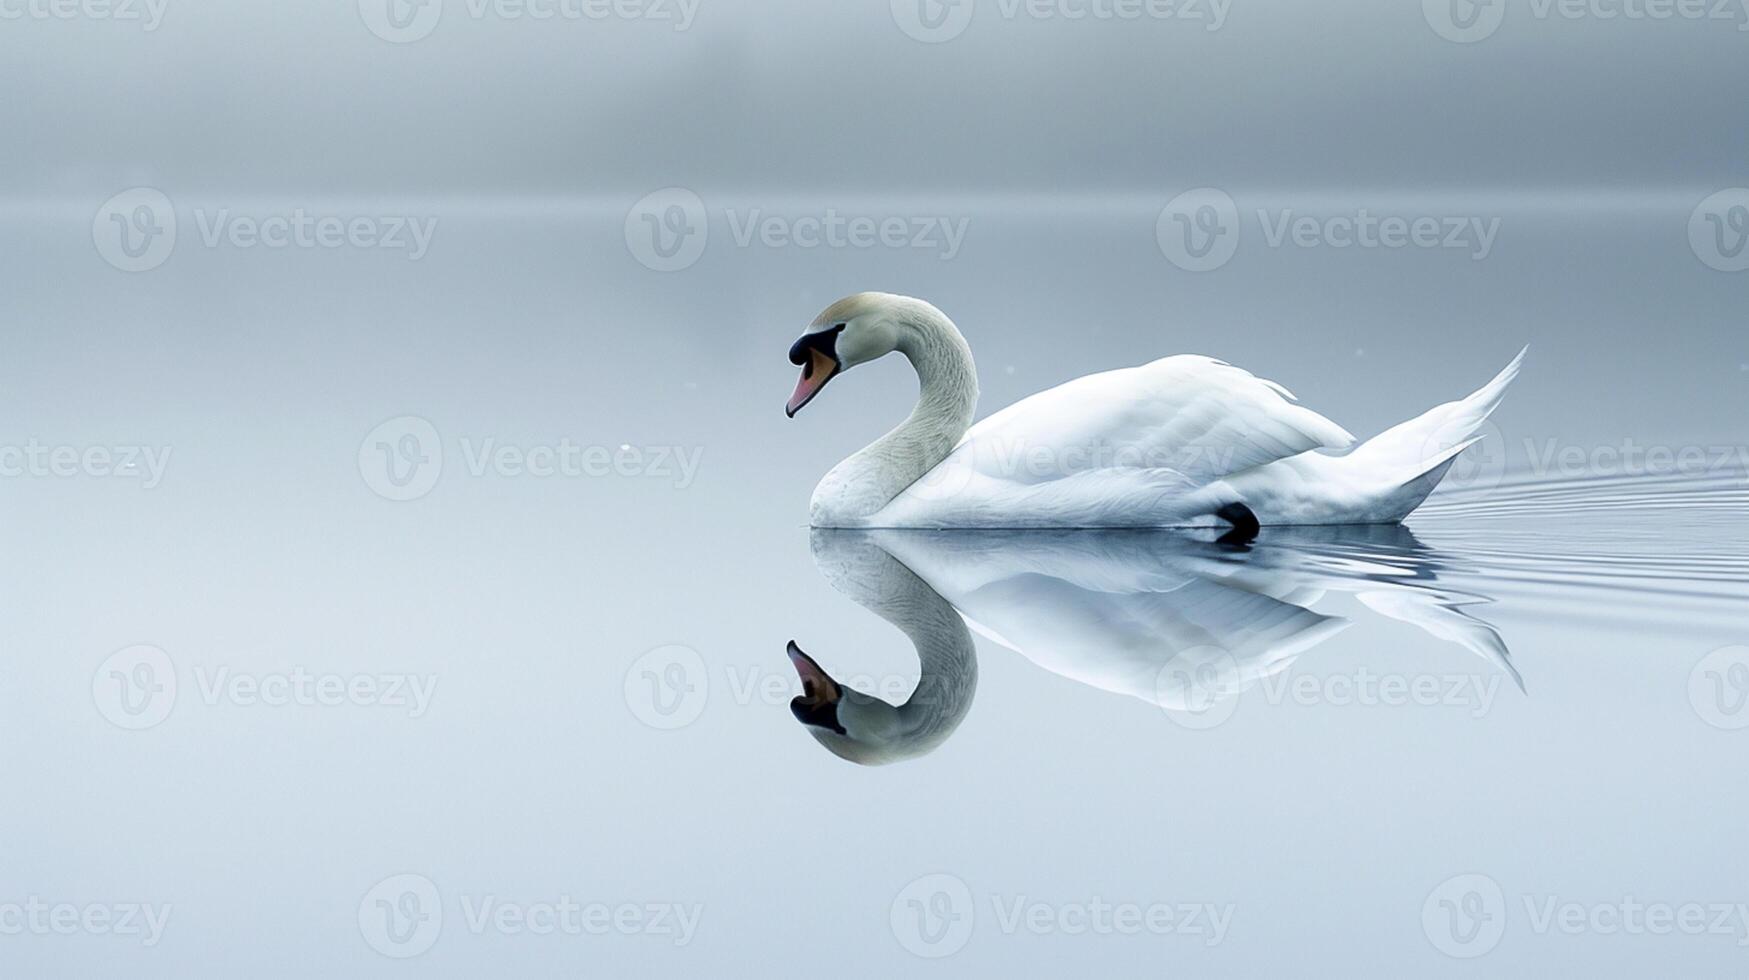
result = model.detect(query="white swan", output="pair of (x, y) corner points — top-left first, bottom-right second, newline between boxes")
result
(786, 292), (1525, 531)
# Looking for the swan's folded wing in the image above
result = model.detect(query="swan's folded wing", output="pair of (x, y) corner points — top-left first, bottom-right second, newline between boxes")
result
(957, 355), (1355, 486)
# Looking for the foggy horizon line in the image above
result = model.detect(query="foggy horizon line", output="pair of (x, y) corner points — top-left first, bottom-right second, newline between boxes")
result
(2, 186), (1733, 216)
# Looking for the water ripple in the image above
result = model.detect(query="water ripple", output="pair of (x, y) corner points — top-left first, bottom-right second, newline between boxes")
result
(1396, 470), (1749, 634)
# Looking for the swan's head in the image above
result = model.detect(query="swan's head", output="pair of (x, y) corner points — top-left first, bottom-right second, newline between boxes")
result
(784, 292), (909, 417)
(787, 640), (940, 766)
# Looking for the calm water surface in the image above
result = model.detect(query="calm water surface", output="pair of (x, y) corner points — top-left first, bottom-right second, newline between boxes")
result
(3, 209), (1746, 977)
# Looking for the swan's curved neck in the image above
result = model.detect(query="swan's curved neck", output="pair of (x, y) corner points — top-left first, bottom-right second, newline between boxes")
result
(808, 530), (978, 763)
(812, 303), (978, 525)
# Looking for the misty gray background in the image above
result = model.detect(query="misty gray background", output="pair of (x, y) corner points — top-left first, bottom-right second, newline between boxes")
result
(4, 0), (1747, 195)
(4, 1), (1748, 978)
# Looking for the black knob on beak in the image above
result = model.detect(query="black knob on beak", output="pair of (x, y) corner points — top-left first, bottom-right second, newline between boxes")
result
(789, 323), (844, 366)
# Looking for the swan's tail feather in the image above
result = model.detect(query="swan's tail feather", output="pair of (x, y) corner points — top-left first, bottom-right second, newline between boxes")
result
(1341, 347), (1527, 521)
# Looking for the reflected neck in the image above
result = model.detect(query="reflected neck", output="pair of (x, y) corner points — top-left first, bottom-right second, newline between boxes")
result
(809, 529), (979, 763)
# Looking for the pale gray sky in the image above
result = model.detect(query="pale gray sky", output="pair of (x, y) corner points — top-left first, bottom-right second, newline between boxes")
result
(3, 0), (1745, 198)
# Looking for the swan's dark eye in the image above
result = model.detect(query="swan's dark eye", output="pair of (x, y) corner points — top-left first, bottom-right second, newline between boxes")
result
(833, 322), (846, 330)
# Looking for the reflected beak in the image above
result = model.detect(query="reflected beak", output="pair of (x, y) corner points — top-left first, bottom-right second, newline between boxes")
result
(785, 326), (845, 418)
(787, 640), (847, 733)
(787, 640), (842, 702)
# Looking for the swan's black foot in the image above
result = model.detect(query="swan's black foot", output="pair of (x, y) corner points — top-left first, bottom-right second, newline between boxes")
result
(1215, 502), (1260, 546)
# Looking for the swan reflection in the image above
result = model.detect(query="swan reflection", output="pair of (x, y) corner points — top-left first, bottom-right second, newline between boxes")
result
(788, 526), (1519, 765)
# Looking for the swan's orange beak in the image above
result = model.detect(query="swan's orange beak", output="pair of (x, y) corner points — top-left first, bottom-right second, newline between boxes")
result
(787, 349), (839, 417)
(786, 325), (845, 418)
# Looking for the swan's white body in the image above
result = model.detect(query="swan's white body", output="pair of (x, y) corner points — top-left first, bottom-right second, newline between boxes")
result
(792, 293), (1523, 530)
